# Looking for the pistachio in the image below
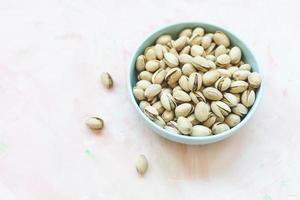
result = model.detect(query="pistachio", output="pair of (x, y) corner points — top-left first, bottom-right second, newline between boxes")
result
(194, 102), (210, 122)
(178, 75), (190, 92)
(191, 125), (212, 136)
(136, 80), (151, 90)
(163, 52), (179, 68)
(215, 76), (231, 91)
(248, 72), (262, 88)
(224, 114), (241, 127)
(169, 48), (179, 58)
(173, 36), (189, 51)
(145, 48), (156, 61)
(233, 93), (241, 103)
(232, 70), (250, 81)
(144, 84), (161, 99)
(207, 60), (217, 69)
(162, 110), (174, 122)
(167, 121), (178, 129)
(241, 89), (256, 107)
(214, 45), (228, 57)
(152, 101), (165, 114)
(211, 101), (231, 119)
(189, 34), (202, 45)
(203, 112), (217, 128)
(159, 60), (166, 69)
(191, 45), (204, 56)
(154, 116), (166, 127)
(190, 91), (206, 104)
(154, 44), (164, 60)
(205, 43), (216, 55)
(212, 122), (230, 134)
(230, 81), (249, 93)
(202, 87), (223, 101)
(192, 27), (205, 36)
(173, 90), (191, 103)
(201, 35), (212, 49)
(164, 126), (179, 134)
(228, 66), (239, 75)
(222, 93), (238, 107)
(152, 69), (166, 84)
(232, 103), (248, 117)
(206, 54), (216, 62)
(133, 87), (145, 100)
(239, 64), (251, 71)
(160, 88), (172, 98)
(179, 54), (193, 64)
(180, 46), (191, 55)
(216, 54), (231, 67)
(203, 70), (220, 86)
(179, 28), (193, 38)
(188, 72), (202, 91)
(177, 117), (193, 135)
(172, 86), (183, 93)
(135, 154), (148, 176)
(156, 35), (172, 45)
(217, 69), (231, 78)
(138, 71), (153, 81)
(101, 72), (113, 89)
(175, 103), (194, 117)
(139, 101), (150, 111)
(213, 31), (230, 47)
(136, 55), (146, 71)
(165, 67), (182, 85)
(145, 60), (160, 72)
(160, 93), (177, 111)
(229, 46), (242, 64)
(144, 105), (158, 120)
(86, 117), (104, 130)
(192, 56), (211, 72)
(182, 63), (196, 76)
(187, 114), (200, 126)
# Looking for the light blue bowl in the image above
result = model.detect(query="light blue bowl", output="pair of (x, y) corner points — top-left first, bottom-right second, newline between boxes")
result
(128, 22), (263, 145)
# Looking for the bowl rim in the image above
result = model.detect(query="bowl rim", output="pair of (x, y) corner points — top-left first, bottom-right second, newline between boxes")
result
(127, 22), (263, 144)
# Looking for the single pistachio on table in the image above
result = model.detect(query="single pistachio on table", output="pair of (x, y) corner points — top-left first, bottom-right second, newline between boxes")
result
(203, 112), (217, 128)
(162, 110), (174, 122)
(230, 80), (249, 93)
(173, 90), (191, 103)
(202, 70), (220, 86)
(222, 93), (238, 107)
(202, 87), (223, 101)
(163, 52), (179, 68)
(214, 45), (228, 57)
(101, 72), (113, 89)
(160, 93), (177, 111)
(194, 101), (210, 122)
(192, 56), (211, 72)
(189, 91), (206, 104)
(177, 116), (193, 135)
(214, 76), (231, 91)
(165, 67), (182, 85)
(191, 45), (204, 56)
(152, 69), (166, 84)
(188, 72), (202, 91)
(156, 34), (172, 45)
(211, 101), (231, 119)
(248, 72), (262, 88)
(175, 103), (194, 117)
(133, 87), (145, 100)
(213, 31), (230, 47)
(229, 46), (242, 64)
(187, 114), (200, 126)
(224, 114), (241, 127)
(182, 63), (196, 76)
(136, 80), (151, 90)
(232, 70), (251, 81)
(144, 47), (156, 61)
(232, 103), (248, 117)
(136, 55), (146, 71)
(191, 125), (212, 136)
(144, 84), (161, 99)
(138, 71), (153, 81)
(86, 117), (104, 130)
(241, 89), (256, 107)
(135, 154), (148, 176)
(212, 122), (230, 134)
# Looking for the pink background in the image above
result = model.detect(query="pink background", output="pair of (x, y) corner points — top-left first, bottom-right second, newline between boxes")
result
(1, 0), (299, 199)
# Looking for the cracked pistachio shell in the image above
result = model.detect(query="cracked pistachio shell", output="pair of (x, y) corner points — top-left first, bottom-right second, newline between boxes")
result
(86, 117), (104, 130)
(224, 114), (241, 128)
(172, 86), (183, 93)
(201, 34), (212, 49)
(139, 101), (150, 111)
(136, 80), (151, 90)
(180, 45), (191, 55)
(217, 69), (231, 78)
(194, 102), (210, 122)
(187, 114), (200, 126)
(136, 55), (146, 71)
(164, 125), (179, 134)
(169, 48), (179, 58)
(144, 84), (162, 99)
(239, 64), (252, 71)
(202, 87), (223, 101)
(177, 117), (193, 135)
(212, 122), (230, 134)
(214, 76), (231, 91)
(145, 47), (156, 61)
(149, 96), (159, 104)
(152, 101), (165, 114)
(172, 36), (189, 51)
(159, 60), (166, 69)
(203, 112), (217, 128)
(145, 60), (160, 72)
(179, 54), (193, 64)
(162, 110), (174, 122)
(214, 45), (228, 57)
(203, 70), (221, 86)
(154, 116), (166, 127)
(241, 89), (256, 107)
(207, 60), (217, 69)
(156, 34), (172, 45)
(230, 81), (249, 93)
(152, 69), (166, 84)
(228, 66), (239, 75)
(232, 103), (248, 117)
(175, 103), (194, 117)
(192, 27), (205, 36)
(248, 72), (262, 88)
(154, 44), (164, 60)
(101, 72), (113, 89)
(164, 52), (179, 68)
(160, 93), (177, 111)
(167, 121), (178, 129)
(213, 31), (230, 47)
(191, 45), (204, 56)
(165, 67), (182, 85)
(205, 42), (216, 55)
(233, 93), (241, 103)
(188, 72), (202, 91)
(192, 56), (211, 72)
(135, 154), (148, 176)
(179, 28), (193, 38)
(189, 34), (202, 45)
(173, 90), (191, 103)
(144, 105), (158, 120)
(216, 54), (231, 67)
(229, 46), (242, 64)
(206, 54), (216, 62)
(178, 75), (190, 92)
(222, 93), (238, 107)
(191, 125), (212, 136)
(233, 70), (251, 81)
(211, 101), (231, 118)
(133, 87), (145, 100)
(190, 91), (206, 104)
(182, 63), (196, 76)
(138, 71), (153, 81)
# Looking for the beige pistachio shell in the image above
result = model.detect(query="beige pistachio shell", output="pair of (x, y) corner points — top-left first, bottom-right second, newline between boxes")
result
(191, 125), (212, 136)
(180, 46), (191, 55)
(206, 55), (216, 62)
(154, 116), (166, 127)
(173, 90), (191, 103)
(86, 117), (104, 130)
(232, 103), (248, 117)
(230, 81), (249, 93)
(213, 31), (230, 47)
(156, 35), (172, 45)
(192, 27), (205, 36)
(202, 70), (220, 86)
(222, 93), (238, 107)
(165, 67), (182, 85)
(160, 93), (177, 111)
(145, 47), (156, 61)
(190, 91), (206, 104)
(164, 52), (179, 68)
(217, 69), (231, 78)
(145, 60), (160, 72)
(205, 42), (216, 55)
(178, 75), (190, 92)
(138, 71), (153, 81)
(162, 110), (174, 122)
(154, 44), (164, 60)
(216, 54), (231, 67)
(202, 87), (223, 101)
(133, 87), (145, 100)
(214, 45), (228, 57)
(187, 114), (200, 126)
(194, 102), (210, 122)
(136, 55), (146, 71)
(152, 101), (165, 114)
(203, 112), (217, 128)
(173, 36), (189, 51)
(229, 46), (242, 64)
(224, 114), (241, 128)
(179, 54), (193, 64)
(241, 89), (256, 107)
(144, 105), (159, 120)
(192, 56), (211, 72)
(182, 63), (196, 76)
(144, 84), (162, 99)
(101, 72), (113, 89)
(164, 126), (179, 134)
(177, 116), (193, 135)
(188, 72), (202, 91)
(212, 122), (230, 134)
(139, 101), (150, 111)
(239, 64), (252, 71)
(136, 80), (151, 90)
(191, 45), (204, 56)
(179, 28), (193, 38)
(189, 34), (202, 46)
(201, 35), (212, 49)
(211, 101), (231, 118)
(175, 103), (194, 117)
(232, 70), (250, 81)
(152, 69), (166, 84)
(214, 76), (231, 91)
(135, 154), (148, 176)
(248, 72), (262, 88)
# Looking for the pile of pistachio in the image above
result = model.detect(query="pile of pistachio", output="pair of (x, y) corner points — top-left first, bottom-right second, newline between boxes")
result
(133, 27), (261, 136)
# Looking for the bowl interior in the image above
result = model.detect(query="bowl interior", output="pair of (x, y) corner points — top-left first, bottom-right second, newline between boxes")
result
(128, 22), (262, 145)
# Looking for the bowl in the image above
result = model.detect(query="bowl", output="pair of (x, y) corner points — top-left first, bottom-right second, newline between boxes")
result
(128, 22), (263, 145)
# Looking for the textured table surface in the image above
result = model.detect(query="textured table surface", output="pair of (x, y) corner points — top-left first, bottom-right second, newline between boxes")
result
(1, 0), (300, 199)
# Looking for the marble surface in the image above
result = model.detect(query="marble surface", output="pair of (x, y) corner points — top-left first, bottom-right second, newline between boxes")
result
(1, 0), (300, 199)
